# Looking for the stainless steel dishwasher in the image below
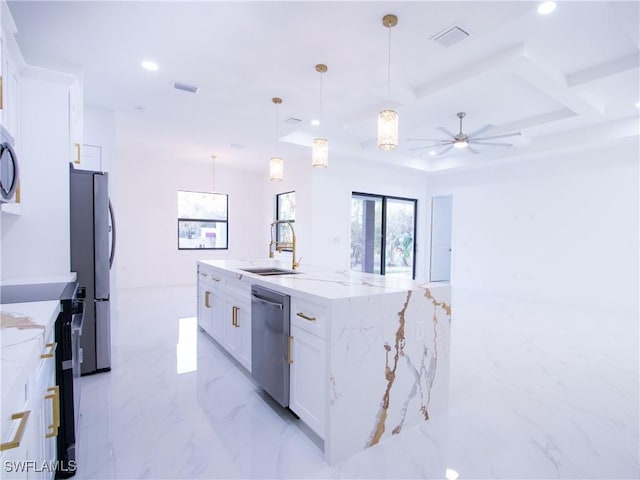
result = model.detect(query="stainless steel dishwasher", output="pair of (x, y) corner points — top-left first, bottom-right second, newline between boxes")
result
(251, 284), (291, 407)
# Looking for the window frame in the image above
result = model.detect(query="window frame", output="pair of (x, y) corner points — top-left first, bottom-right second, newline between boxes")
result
(177, 190), (229, 251)
(351, 192), (418, 279)
(275, 191), (295, 248)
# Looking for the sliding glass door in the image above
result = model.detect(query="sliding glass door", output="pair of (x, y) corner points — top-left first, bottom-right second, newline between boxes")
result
(351, 193), (417, 279)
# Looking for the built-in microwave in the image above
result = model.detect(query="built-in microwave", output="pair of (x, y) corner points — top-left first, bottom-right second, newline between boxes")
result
(0, 125), (19, 203)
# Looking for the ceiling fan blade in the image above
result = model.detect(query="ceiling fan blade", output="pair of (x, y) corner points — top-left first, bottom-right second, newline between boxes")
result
(436, 127), (456, 138)
(436, 145), (454, 156)
(466, 124), (493, 138)
(467, 145), (480, 154)
(406, 138), (450, 143)
(410, 145), (439, 151)
(470, 141), (513, 147)
(472, 132), (522, 141)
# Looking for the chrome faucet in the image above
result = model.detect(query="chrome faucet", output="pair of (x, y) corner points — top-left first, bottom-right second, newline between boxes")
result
(269, 220), (300, 270)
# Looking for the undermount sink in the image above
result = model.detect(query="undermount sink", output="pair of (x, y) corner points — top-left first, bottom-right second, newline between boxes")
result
(240, 267), (301, 276)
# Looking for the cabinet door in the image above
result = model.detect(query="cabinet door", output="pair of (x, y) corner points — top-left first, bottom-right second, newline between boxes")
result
(197, 275), (213, 335)
(289, 325), (325, 438)
(233, 298), (251, 371)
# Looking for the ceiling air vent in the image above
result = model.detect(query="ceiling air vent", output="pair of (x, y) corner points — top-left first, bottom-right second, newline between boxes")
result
(431, 25), (469, 48)
(285, 117), (302, 125)
(172, 81), (199, 94)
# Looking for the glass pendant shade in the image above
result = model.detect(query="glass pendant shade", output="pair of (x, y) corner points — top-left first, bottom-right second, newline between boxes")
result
(377, 109), (399, 150)
(312, 138), (328, 168)
(269, 157), (283, 181)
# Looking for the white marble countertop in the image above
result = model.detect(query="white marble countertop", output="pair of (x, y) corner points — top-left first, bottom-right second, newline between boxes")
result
(1, 272), (77, 286)
(1, 301), (60, 414)
(199, 259), (446, 301)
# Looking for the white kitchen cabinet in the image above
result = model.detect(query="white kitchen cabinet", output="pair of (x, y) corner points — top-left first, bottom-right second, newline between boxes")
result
(68, 77), (82, 166)
(289, 297), (327, 438)
(197, 269), (214, 334)
(1, 304), (59, 480)
(197, 267), (225, 343)
(222, 290), (251, 371)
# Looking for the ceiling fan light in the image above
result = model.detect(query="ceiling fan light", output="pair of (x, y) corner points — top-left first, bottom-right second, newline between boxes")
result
(269, 157), (283, 181)
(312, 138), (328, 168)
(378, 109), (399, 150)
(453, 139), (468, 149)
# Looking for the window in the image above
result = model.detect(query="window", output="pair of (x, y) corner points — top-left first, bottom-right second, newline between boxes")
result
(177, 190), (228, 250)
(276, 191), (295, 247)
(351, 193), (417, 279)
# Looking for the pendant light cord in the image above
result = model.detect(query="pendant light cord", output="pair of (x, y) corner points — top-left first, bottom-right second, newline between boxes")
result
(274, 102), (279, 153)
(319, 72), (324, 121)
(387, 25), (392, 102)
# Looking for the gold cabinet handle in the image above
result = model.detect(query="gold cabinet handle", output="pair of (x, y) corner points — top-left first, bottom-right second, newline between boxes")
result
(212, 277), (221, 282)
(232, 306), (239, 327)
(204, 291), (211, 308)
(287, 335), (293, 364)
(0, 411), (30, 451)
(74, 143), (81, 164)
(41, 342), (58, 359)
(296, 312), (316, 322)
(45, 386), (60, 438)
(200, 272), (208, 277)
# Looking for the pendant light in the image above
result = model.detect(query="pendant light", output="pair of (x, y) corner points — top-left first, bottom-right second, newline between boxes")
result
(377, 14), (399, 151)
(270, 97), (284, 182)
(312, 64), (328, 168)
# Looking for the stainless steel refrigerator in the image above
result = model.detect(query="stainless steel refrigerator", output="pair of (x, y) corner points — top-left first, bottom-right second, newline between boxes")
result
(70, 166), (115, 375)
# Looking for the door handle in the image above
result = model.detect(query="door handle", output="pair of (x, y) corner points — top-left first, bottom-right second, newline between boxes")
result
(45, 386), (60, 438)
(204, 291), (211, 308)
(232, 306), (239, 327)
(0, 411), (30, 451)
(287, 336), (293, 365)
(296, 312), (316, 322)
(41, 342), (58, 359)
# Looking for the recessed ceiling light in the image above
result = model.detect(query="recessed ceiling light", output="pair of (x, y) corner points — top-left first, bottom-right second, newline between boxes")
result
(537, 1), (556, 15)
(311, 119), (320, 126)
(141, 60), (159, 71)
(429, 150), (437, 156)
(636, 101), (640, 108)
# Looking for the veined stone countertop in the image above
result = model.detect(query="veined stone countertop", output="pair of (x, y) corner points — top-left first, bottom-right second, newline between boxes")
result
(198, 258), (446, 301)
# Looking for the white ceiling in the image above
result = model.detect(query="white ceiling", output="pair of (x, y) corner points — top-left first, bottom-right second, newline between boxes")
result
(7, 1), (640, 174)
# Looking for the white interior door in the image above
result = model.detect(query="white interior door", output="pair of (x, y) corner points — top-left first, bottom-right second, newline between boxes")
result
(430, 195), (453, 282)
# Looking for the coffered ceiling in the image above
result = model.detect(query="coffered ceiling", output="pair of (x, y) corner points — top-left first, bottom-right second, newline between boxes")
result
(7, 1), (640, 173)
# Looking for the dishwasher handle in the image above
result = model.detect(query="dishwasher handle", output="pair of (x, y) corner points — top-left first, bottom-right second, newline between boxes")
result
(251, 294), (284, 310)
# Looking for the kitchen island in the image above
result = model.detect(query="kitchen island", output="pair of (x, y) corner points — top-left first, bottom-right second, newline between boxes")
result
(197, 259), (451, 464)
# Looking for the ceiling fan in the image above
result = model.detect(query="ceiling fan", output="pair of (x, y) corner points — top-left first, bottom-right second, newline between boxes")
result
(408, 112), (522, 156)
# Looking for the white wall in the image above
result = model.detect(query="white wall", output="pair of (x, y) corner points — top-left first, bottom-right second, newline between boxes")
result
(310, 157), (430, 278)
(430, 142), (639, 314)
(1, 69), (72, 279)
(113, 116), (265, 288)
(428, 141), (639, 478)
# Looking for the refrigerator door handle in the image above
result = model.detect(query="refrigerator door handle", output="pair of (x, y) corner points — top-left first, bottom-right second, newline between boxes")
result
(109, 199), (116, 270)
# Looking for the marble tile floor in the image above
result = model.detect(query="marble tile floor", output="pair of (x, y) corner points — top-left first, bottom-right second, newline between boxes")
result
(74, 285), (449, 480)
(73, 285), (639, 480)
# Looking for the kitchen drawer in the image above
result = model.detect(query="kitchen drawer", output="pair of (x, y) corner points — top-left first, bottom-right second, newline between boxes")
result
(198, 266), (225, 286)
(291, 297), (327, 339)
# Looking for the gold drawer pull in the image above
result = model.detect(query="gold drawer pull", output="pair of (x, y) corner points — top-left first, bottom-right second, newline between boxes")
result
(200, 272), (208, 277)
(287, 336), (293, 364)
(296, 312), (316, 322)
(41, 342), (57, 359)
(204, 291), (211, 308)
(232, 306), (239, 327)
(212, 277), (221, 282)
(45, 386), (60, 438)
(0, 411), (30, 451)
(74, 143), (81, 164)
